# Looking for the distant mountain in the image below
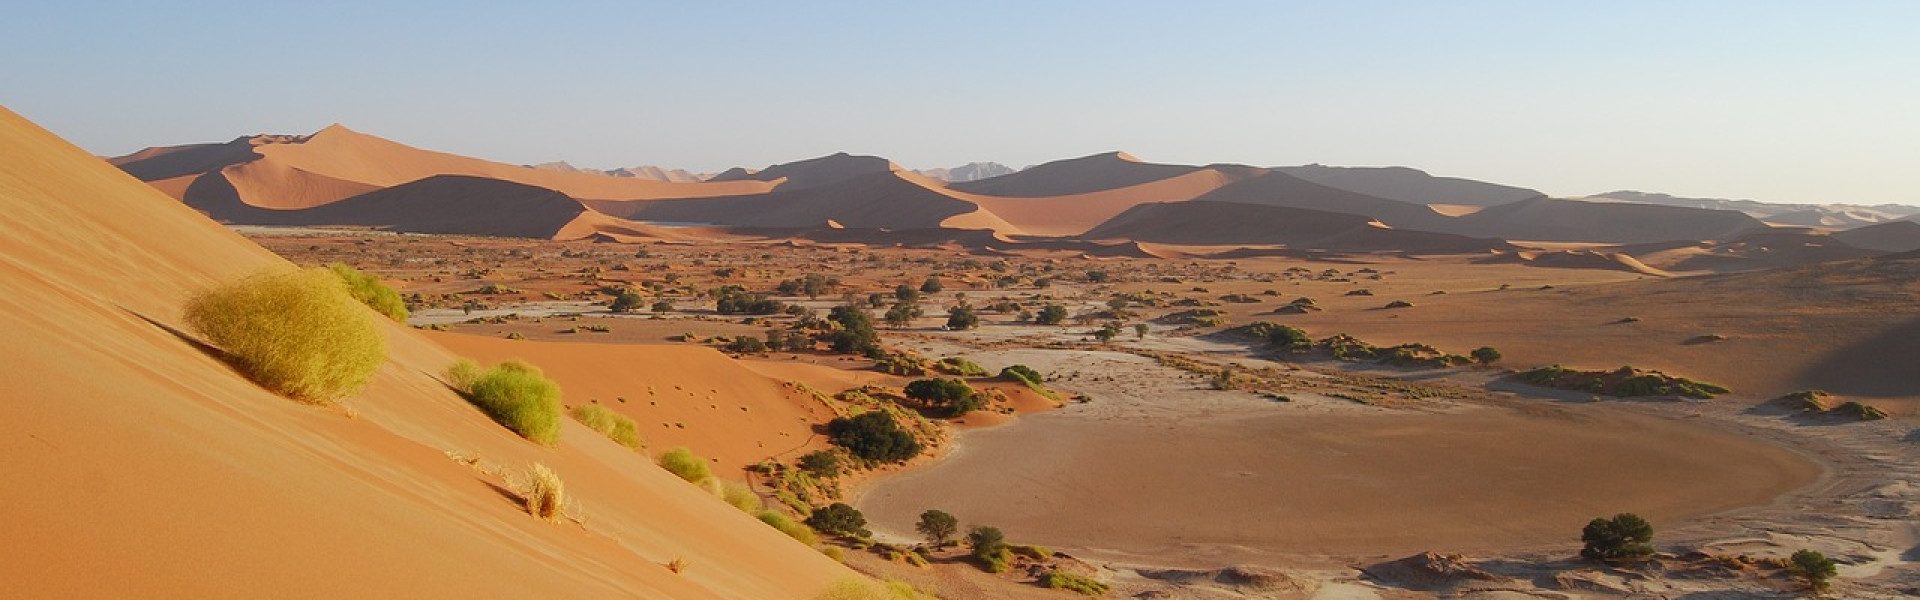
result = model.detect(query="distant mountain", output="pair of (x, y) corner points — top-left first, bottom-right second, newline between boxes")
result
(530, 161), (706, 182)
(1585, 191), (1920, 229)
(916, 162), (1016, 183)
(1275, 164), (1543, 207)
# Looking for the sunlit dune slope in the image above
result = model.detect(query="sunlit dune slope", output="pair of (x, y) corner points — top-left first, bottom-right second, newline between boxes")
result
(0, 106), (848, 598)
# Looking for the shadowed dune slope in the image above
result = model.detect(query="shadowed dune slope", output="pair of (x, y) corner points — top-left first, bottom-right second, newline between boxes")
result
(1832, 220), (1920, 253)
(1083, 200), (1509, 253)
(247, 175), (598, 238)
(965, 168), (1253, 236)
(593, 169), (1021, 232)
(707, 152), (899, 191)
(1618, 228), (1879, 273)
(951, 151), (1210, 196)
(1186, 170), (1454, 230)
(1443, 197), (1768, 244)
(1275, 164), (1544, 207)
(0, 106), (848, 598)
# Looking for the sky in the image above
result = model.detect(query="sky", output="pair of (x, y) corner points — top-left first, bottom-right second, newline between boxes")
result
(3, 1), (1916, 205)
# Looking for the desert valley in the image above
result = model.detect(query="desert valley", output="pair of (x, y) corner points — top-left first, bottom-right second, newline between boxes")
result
(4, 4), (1918, 598)
(1, 105), (1914, 599)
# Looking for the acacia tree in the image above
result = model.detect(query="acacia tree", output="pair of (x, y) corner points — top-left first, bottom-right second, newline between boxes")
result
(1789, 549), (1837, 592)
(1580, 513), (1655, 561)
(916, 509), (959, 545)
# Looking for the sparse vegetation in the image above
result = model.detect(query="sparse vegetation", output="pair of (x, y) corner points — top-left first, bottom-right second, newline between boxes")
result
(721, 480), (762, 512)
(757, 510), (820, 545)
(448, 360), (563, 445)
(904, 377), (981, 417)
(812, 577), (933, 600)
(569, 404), (642, 450)
(184, 267), (387, 404)
(934, 356), (988, 376)
(798, 450), (844, 478)
(1521, 365), (1729, 399)
(1580, 513), (1655, 561)
(328, 263), (408, 322)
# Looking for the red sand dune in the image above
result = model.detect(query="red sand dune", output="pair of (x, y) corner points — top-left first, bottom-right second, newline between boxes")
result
(0, 106), (850, 598)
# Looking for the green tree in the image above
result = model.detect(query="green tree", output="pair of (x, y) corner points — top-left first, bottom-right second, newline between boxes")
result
(1036, 304), (1069, 325)
(1094, 324), (1119, 343)
(1580, 513), (1655, 561)
(884, 301), (922, 329)
(945, 305), (979, 330)
(826, 304), (880, 354)
(1134, 323), (1150, 339)
(920, 276), (943, 293)
(915, 509), (959, 545)
(968, 526), (1011, 572)
(1788, 549), (1837, 592)
(805, 502), (870, 538)
(894, 284), (921, 303)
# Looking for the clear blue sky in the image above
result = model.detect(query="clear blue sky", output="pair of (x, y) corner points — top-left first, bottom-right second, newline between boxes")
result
(3, 1), (1915, 204)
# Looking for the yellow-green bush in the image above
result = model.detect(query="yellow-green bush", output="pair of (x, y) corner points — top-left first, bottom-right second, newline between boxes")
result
(185, 267), (386, 404)
(569, 404), (643, 450)
(328, 263), (408, 322)
(449, 360), (563, 445)
(757, 510), (820, 545)
(721, 480), (762, 512)
(1042, 571), (1109, 596)
(812, 577), (932, 600)
(658, 447), (712, 484)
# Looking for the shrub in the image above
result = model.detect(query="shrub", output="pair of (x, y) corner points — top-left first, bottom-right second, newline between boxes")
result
(934, 356), (988, 376)
(1471, 346), (1502, 364)
(968, 526), (1007, 563)
(658, 447), (713, 484)
(328, 263), (408, 322)
(805, 502), (871, 538)
(446, 358), (483, 392)
(452, 360), (563, 445)
(1035, 304), (1069, 325)
(757, 510), (820, 545)
(650, 300), (675, 313)
(884, 302), (922, 328)
(721, 480), (762, 513)
(714, 287), (785, 315)
(521, 463), (565, 521)
(945, 305), (979, 330)
(827, 304), (881, 354)
(1788, 549), (1837, 591)
(726, 336), (768, 353)
(569, 404), (643, 450)
(827, 412), (922, 462)
(904, 378), (980, 417)
(916, 509), (958, 545)
(798, 450), (843, 478)
(1581, 513), (1655, 561)
(184, 267), (387, 404)
(919, 277), (942, 293)
(1000, 365), (1044, 384)
(821, 547), (846, 563)
(608, 288), (645, 312)
(1042, 572), (1109, 596)
(812, 577), (932, 600)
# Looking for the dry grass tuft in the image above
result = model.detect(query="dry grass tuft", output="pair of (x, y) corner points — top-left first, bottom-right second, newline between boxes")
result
(522, 463), (566, 521)
(666, 557), (689, 574)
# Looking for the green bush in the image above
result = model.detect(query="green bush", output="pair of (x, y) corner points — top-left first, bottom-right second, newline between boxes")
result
(1042, 572), (1109, 596)
(968, 526), (1010, 572)
(452, 360), (563, 445)
(945, 305), (979, 330)
(185, 267), (387, 404)
(570, 404), (642, 450)
(827, 412), (923, 462)
(1000, 364), (1044, 384)
(657, 447), (713, 484)
(608, 288), (644, 312)
(757, 510), (820, 545)
(827, 304), (880, 354)
(328, 263), (408, 322)
(1471, 346), (1502, 364)
(798, 450), (843, 478)
(935, 356), (988, 377)
(1035, 304), (1069, 325)
(805, 502), (871, 538)
(1581, 513), (1655, 561)
(904, 378), (980, 417)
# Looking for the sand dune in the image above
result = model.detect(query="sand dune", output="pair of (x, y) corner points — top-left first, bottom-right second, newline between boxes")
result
(1622, 228), (1878, 273)
(1478, 249), (1673, 276)
(1442, 197), (1768, 244)
(1832, 220), (1920, 253)
(0, 106), (849, 598)
(708, 152), (899, 190)
(1082, 200), (1509, 253)
(596, 169), (1017, 232)
(950, 151), (1215, 196)
(1276, 164), (1543, 207)
(1185, 170), (1455, 230)
(965, 168), (1249, 236)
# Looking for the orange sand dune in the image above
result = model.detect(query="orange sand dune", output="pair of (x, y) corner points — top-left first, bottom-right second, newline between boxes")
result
(964, 168), (1248, 236)
(708, 152), (898, 191)
(1188, 170), (1454, 231)
(0, 106), (849, 598)
(429, 333), (845, 472)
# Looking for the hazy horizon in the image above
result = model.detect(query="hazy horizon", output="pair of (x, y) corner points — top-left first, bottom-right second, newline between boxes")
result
(4, 1), (1915, 205)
